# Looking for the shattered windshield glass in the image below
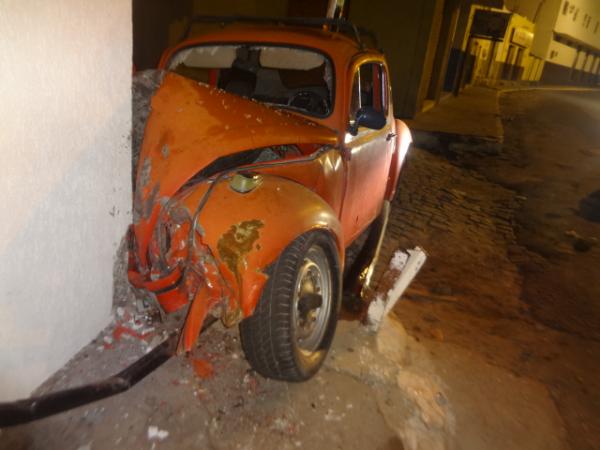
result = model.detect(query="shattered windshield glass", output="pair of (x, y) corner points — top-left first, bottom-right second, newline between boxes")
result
(168, 44), (334, 117)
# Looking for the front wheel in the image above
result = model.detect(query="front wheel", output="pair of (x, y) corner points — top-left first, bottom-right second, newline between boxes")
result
(239, 231), (341, 381)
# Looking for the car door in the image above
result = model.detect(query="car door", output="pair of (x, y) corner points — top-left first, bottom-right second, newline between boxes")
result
(341, 60), (393, 243)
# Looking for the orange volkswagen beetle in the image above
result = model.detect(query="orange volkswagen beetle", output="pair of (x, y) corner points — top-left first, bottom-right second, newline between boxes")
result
(129, 17), (412, 381)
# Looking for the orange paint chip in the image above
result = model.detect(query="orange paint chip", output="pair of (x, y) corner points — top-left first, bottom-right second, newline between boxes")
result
(192, 359), (214, 379)
(112, 324), (153, 342)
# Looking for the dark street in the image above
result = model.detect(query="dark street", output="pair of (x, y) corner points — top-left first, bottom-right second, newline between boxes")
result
(387, 88), (600, 450)
(499, 90), (600, 339)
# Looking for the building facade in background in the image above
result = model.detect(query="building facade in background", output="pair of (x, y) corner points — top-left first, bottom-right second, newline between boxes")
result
(461, 5), (540, 87)
(461, 0), (600, 87)
(534, 0), (600, 85)
(350, 0), (599, 114)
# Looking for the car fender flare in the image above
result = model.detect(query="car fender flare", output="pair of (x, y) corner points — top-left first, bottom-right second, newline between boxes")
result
(191, 174), (344, 320)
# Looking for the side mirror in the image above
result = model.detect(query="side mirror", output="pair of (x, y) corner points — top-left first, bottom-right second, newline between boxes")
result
(349, 106), (386, 135)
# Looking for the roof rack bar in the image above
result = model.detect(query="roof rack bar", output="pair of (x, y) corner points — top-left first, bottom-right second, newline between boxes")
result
(179, 15), (379, 50)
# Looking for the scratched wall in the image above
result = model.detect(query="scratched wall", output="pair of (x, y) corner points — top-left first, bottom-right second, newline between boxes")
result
(0, 1), (132, 400)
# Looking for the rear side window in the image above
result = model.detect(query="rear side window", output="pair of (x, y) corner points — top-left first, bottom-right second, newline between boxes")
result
(349, 62), (388, 122)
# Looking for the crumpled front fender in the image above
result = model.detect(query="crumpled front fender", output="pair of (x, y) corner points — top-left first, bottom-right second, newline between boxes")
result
(182, 173), (344, 322)
(170, 173), (343, 352)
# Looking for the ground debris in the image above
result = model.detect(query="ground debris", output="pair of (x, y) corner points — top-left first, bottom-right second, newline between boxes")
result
(564, 229), (597, 252)
(192, 358), (214, 379)
(147, 425), (169, 441)
(112, 323), (153, 342)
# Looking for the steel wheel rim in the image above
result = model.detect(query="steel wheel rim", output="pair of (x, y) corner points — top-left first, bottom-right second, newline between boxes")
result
(292, 245), (332, 354)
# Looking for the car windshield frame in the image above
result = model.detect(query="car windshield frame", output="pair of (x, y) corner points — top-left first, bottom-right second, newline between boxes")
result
(166, 42), (336, 119)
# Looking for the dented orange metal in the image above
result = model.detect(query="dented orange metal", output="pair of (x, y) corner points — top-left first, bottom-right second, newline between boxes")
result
(135, 73), (338, 201)
(128, 23), (411, 353)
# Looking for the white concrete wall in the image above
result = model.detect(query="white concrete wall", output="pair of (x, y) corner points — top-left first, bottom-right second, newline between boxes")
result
(0, 0), (132, 400)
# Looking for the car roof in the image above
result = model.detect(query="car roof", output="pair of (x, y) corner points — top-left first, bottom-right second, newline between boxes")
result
(158, 23), (383, 70)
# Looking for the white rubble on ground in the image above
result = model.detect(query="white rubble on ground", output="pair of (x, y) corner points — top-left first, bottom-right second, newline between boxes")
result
(147, 425), (169, 441)
(367, 247), (427, 332)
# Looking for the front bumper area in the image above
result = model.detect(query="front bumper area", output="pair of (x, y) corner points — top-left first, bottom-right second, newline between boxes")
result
(127, 223), (232, 353)
(128, 263), (189, 313)
(127, 219), (204, 314)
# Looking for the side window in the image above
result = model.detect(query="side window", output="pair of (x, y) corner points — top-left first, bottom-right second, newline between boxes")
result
(349, 62), (388, 125)
(381, 66), (389, 115)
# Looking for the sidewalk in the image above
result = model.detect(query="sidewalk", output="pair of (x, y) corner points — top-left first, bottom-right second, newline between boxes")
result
(405, 86), (503, 141)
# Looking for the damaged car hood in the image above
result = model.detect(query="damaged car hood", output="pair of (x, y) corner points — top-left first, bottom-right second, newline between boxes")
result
(135, 72), (338, 210)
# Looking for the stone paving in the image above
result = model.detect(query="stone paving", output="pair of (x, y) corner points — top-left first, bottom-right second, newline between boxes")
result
(373, 89), (600, 450)
(374, 145), (524, 321)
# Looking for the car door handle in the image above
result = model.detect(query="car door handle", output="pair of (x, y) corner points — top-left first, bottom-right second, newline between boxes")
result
(386, 132), (396, 142)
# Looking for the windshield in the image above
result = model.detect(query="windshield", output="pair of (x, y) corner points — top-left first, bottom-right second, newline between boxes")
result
(167, 44), (334, 117)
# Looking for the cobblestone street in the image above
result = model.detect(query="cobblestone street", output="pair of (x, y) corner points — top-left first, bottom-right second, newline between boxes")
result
(380, 89), (600, 450)
(377, 146), (522, 320)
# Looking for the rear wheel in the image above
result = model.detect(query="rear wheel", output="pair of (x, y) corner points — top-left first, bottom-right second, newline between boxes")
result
(239, 231), (341, 381)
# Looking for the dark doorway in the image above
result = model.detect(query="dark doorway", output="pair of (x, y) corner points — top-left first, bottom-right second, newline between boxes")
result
(133, 0), (193, 70)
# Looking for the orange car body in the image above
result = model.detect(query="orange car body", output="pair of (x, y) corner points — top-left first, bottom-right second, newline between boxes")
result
(128, 23), (412, 352)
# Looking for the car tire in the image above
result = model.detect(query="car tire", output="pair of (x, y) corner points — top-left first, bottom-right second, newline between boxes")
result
(239, 230), (341, 381)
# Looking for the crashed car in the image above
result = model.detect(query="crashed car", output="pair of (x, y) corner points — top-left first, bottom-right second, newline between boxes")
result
(128, 18), (412, 382)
